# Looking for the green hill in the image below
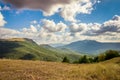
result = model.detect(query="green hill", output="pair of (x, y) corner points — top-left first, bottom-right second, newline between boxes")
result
(0, 57), (119, 80)
(0, 38), (81, 62)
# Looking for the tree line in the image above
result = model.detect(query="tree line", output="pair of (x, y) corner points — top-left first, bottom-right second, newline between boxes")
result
(62, 50), (120, 63)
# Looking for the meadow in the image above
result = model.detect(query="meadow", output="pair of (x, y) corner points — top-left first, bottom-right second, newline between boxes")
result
(0, 57), (120, 80)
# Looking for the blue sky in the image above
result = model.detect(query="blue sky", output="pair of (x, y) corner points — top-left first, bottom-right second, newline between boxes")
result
(0, 0), (120, 44)
(77, 0), (120, 23)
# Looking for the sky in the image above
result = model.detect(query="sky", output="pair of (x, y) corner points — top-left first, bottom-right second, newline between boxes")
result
(0, 0), (120, 44)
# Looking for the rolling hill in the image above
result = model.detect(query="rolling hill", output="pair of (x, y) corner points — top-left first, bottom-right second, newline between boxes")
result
(0, 38), (81, 62)
(0, 57), (120, 80)
(60, 40), (120, 54)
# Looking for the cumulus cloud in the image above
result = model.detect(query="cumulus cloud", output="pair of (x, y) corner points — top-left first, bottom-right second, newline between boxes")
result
(1, 14), (120, 44)
(60, 0), (96, 22)
(97, 15), (120, 34)
(69, 22), (101, 36)
(30, 20), (38, 24)
(0, 5), (10, 11)
(0, 12), (7, 27)
(42, 19), (67, 32)
(32, 16), (120, 43)
(3, 0), (71, 16)
(69, 23), (87, 33)
(70, 15), (120, 36)
(22, 25), (38, 33)
(0, 28), (20, 39)
(3, 0), (98, 22)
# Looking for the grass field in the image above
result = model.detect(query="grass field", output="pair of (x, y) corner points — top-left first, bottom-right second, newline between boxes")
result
(0, 57), (120, 80)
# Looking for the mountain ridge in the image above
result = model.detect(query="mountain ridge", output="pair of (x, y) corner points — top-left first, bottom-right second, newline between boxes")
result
(60, 40), (120, 54)
(0, 38), (81, 62)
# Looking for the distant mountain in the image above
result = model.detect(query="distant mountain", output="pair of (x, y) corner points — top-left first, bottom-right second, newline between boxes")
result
(50, 43), (65, 47)
(0, 38), (81, 62)
(60, 40), (120, 54)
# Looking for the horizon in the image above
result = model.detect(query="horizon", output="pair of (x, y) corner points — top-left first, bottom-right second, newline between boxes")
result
(1, 37), (120, 47)
(0, 0), (120, 44)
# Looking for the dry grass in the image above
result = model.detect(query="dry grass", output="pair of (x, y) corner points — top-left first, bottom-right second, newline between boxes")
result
(0, 57), (120, 80)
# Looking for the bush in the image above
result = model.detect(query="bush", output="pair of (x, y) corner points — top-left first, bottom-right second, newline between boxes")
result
(93, 56), (99, 62)
(98, 54), (106, 62)
(79, 55), (89, 63)
(20, 53), (38, 60)
(105, 50), (119, 60)
(88, 57), (94, 63)
(73, 60), (79, 64)
(62, 57), (70, 63)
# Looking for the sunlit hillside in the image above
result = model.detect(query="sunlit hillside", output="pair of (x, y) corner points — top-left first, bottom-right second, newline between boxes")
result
(0, 38), (81, 62)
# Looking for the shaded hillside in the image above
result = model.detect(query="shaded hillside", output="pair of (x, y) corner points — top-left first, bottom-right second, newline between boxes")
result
(61, 40), (120, 54)
(0, 38), (81, 62)
(0, 57), (120, 80)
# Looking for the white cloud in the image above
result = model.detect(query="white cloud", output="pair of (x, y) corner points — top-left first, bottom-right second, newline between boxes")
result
(0, 28), (20, 39)
(3, 0), (98, 22)
(60, 0), (96, 22)
(69, 15), (120, 36)
(69, 23), (87, 33)
(42, 19), (67, 32)
(1, 14), (120, 44)
(30, 20), (38, 24)
(22, 25), (38, 33)
(0, 5), (10, 11)
(67, 15), (120, 42)
(3, 0), (71, 16)
(0, 12), (7, 27)
(93, 15), (120, 35)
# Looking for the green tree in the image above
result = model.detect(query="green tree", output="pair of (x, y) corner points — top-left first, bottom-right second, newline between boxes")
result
(79, 55), (89, 63)
(105, 50), (119, 60)
(93, 56), (99, 62)
(62, 56), (70, 63)
(88, 57), (94, 63)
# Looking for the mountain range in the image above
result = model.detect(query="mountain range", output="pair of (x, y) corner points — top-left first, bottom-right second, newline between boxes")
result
(60, 40), (120, 54)
(0, 38), (120, 62)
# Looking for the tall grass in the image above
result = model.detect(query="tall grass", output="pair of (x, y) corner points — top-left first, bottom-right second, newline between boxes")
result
(0, 57), (120, 80)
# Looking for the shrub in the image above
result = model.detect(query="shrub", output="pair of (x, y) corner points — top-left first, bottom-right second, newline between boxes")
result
(62, 56), (70, 63)
(73, 60), (79, 64)
(93, 56), (99, 62)
(88, 57), (94, 63)
(79, 55), (89, 63)
(20, 53), (38, 60)
(105, 50), (119, 60)
(98, 54), (106, 62)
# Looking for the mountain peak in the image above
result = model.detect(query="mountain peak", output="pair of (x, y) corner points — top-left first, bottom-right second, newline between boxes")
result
(82, 40), (98, 42)
(72, 40), (99, 44)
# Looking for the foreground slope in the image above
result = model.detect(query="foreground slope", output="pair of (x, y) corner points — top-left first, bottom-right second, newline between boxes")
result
(0, 38), (81, 62)
(0, 57), (120, 80)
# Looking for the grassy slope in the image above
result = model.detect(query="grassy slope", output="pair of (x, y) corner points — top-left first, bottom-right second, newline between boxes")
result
(0, 57), (120, 80)
(0, 38), (81, 62)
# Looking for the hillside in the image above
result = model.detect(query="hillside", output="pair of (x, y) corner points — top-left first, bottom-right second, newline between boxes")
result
(61, 40), (120, 54)
(0, 38), (81, 62)
(0, 57), (120, 80)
